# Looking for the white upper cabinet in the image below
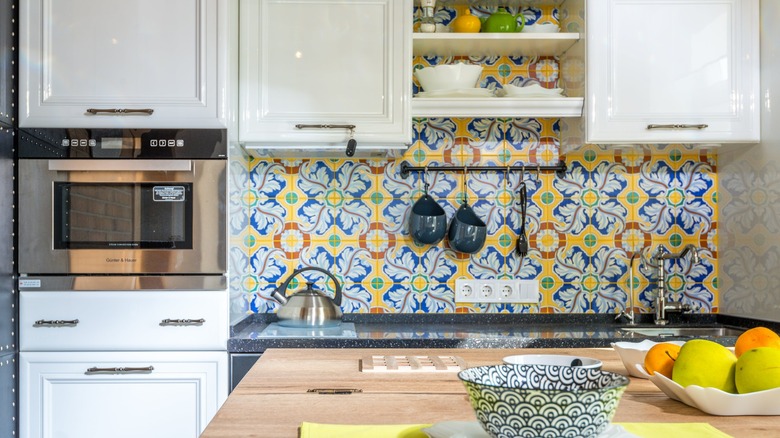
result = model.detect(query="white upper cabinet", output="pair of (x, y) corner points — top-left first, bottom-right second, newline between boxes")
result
(238, 0), (412, 157)
(20, 0), (227, 128)
(586, 0), (759, 144)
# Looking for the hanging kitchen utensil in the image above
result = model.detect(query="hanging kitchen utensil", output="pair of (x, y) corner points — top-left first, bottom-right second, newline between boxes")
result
(516, 168), (529, 257)
(448, 167), (486, 254)
(271, 267), (343, 328)
(408, 166), (447, 245)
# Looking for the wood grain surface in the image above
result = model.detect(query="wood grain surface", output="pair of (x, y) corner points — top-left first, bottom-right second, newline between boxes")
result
(201, 348), (777, 437)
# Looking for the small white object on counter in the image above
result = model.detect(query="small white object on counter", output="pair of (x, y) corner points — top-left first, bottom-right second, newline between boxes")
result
(503, 353), (602, 369)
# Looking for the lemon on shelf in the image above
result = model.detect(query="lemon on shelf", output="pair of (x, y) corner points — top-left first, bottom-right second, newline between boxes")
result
(450, 9), (480, 33)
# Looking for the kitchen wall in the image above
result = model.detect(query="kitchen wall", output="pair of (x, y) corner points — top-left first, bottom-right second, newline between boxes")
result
(228, 3), (719, 322)
(718, 0), (780, 323)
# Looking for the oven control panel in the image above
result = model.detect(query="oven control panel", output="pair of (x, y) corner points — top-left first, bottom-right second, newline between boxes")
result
(19, 128), (227, 159)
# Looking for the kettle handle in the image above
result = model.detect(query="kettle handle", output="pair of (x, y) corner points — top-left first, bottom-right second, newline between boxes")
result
(514, 12), (525, 32)
(273, 267), (343, 306)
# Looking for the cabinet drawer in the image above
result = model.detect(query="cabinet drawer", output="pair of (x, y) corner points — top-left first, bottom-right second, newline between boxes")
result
(21, 291), (228, 351)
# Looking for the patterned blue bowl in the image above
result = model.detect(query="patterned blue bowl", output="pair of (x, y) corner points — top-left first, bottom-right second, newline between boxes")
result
(458, 364), (629, 438)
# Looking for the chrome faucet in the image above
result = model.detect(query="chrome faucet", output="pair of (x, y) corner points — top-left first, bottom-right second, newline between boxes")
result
(646, 244), (699, 325)
(615, 251), (642, 325)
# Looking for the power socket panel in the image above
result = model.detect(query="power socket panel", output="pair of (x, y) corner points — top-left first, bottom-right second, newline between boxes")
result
(455, 279), (540, 304)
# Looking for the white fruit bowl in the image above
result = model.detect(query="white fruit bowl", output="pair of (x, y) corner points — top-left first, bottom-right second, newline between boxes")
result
(611, 340), (685, 378)
(636, 364), (780, 416)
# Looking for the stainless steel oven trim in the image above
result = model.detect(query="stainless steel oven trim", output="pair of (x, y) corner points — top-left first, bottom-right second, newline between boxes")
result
(48, 159), (193, 172)
(18, 275), (227, 292)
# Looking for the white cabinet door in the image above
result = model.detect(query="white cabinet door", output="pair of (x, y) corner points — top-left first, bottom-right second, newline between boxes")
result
(586, 0), (759, 144)
(20, 351), (228, 438)
(238, 0), (412, 152)
(20, 0), (227, 128)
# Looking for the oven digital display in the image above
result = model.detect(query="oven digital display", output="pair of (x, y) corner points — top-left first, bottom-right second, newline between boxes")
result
(101, 137), (125, 149)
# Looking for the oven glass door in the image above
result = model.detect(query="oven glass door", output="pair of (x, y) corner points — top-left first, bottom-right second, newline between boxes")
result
(53, 182), (193, 250)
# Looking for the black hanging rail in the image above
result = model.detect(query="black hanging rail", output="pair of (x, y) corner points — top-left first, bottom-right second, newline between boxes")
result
(399, 159), (568, 179)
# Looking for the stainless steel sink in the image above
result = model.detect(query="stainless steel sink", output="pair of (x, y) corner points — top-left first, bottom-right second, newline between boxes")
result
(620, 326), (744, 338)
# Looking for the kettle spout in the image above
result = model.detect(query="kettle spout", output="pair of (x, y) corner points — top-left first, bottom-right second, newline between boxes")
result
(271, 289), (288, 305)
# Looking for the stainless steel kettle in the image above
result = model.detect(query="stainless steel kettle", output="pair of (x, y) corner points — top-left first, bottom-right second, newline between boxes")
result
(271, 267), (343, 327)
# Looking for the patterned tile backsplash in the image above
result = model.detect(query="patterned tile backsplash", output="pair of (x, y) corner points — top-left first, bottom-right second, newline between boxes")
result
(227, 4), (719, 319)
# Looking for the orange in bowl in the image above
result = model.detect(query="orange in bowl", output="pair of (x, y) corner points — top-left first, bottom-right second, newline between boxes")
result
(735, 326), (780, 357)
(643, 342), (681, 378)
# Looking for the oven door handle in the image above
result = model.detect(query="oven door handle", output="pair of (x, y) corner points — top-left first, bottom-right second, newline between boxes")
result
(48, 159), (192, 172)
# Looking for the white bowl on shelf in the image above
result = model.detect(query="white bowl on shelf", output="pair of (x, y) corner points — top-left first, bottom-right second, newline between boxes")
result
(414, 63), (483, 92)
(501, 83), (564, 98)
(415, 88), (494, 98)
(523, 22), (560, 33)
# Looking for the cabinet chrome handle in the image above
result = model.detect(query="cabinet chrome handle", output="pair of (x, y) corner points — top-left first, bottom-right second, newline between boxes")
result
(86, 108), (154, 115)
(34, 319), (79, 327)
(86, 366), (155, 374)
(159, 318), (205, 326)
(295, 124), (356, 130)
(646, 124), (708, 130)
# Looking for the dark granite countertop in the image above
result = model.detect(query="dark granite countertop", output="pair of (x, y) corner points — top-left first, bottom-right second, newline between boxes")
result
(228, 313), (776, 353)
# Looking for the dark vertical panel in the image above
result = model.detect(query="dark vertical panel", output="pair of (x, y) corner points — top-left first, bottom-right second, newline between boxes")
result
(0, 0), (17, 437)
(0, 128), (14, 350)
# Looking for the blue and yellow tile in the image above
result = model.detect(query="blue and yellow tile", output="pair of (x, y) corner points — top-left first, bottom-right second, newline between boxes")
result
(230, 43), (720, 314)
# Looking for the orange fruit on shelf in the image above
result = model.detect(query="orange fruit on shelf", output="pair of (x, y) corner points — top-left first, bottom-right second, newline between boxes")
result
(644, 342), (682, 378)
(735, 326), (780, 357)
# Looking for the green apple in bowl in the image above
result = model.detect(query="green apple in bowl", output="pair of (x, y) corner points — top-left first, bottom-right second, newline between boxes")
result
(672, 339), (738, 393)
(736, 347), (780, 393)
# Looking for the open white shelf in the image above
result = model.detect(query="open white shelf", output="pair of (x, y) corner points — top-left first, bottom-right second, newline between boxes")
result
(414, 0), (565, 6)
(411, 97), (583, 118)
(413, 32), (580, 57)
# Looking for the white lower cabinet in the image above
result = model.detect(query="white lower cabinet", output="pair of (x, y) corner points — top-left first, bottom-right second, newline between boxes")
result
(20, 351), (228, 438)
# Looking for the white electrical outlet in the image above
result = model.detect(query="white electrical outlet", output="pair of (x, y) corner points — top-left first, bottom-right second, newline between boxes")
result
(455, 279), (477, 301)
(455, 279), (540, 303)
(460, 283), (474, 299)
(499, 284), (513, 299)
(480, 283), (493, 298)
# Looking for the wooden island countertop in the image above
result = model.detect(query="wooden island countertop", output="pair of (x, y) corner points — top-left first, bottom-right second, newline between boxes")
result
(201, 348), (777, 437)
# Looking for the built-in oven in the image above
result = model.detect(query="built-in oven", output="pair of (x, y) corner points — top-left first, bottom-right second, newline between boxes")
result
(17, 128), (227, 276)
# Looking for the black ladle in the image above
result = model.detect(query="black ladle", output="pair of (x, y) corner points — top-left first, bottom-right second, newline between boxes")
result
(515, 181), (528, 257)
(570, 358), (583, 367)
